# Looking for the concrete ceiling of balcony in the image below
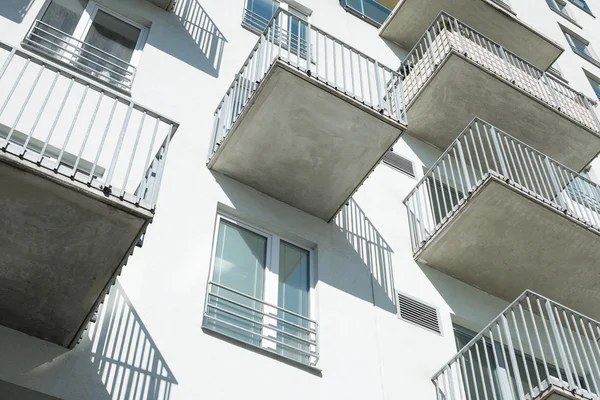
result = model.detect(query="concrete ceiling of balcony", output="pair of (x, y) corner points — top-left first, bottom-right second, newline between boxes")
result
(380, 0), (563, 71)
(0, 153), (151, 348)
(209, 61), (405, 222)
(145, 0), (174, 10)
(406, 54), (600, 173)
(417, 177), (600, 322)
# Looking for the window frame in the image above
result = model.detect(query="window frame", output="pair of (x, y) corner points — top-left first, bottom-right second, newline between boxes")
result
(547, 0), (580, 26)
(339, 0), (392, 28)
(567, 0), (594, 15)
(584, 69), (600, 101)
(562, 27), (600, 67)
(205, 213), (318, 366)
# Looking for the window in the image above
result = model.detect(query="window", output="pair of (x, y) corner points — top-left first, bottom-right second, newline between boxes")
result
(563, 29), (600, 67)
(203, 215), (318, 367)
(24, 0), (147, 90)
(339, 0), (391, 27)
(568, 0), (593, 14)
(242, 0), (280, 33)
(586, 72), (600, 100)
(547, 0), (578, 23)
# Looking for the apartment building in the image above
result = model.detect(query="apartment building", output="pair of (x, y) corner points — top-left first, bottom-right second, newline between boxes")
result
(1, 0), (600, 398)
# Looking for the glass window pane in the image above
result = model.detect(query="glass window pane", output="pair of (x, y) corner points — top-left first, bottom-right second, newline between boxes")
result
(33, 0), (88, 58)
(245, 0), (279, 32)
(277, 241), (310, 364)
(78, 9), (140, 84)
(208, 219), (267, 346)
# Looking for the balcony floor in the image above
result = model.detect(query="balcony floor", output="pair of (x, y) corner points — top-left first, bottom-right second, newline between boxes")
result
(406, 54), (600, 173)
(0, 151), (150, 348)
(209, 61), (405, 221)
(417, 176), (600, 321)
(380, 0), (562, 70)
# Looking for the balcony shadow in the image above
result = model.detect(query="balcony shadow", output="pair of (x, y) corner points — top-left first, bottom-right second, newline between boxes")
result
(151, 0), (226, 77)
(80, 281), (178, 399)
(332, 199), (397, 313)
(0, 0), (34, 22)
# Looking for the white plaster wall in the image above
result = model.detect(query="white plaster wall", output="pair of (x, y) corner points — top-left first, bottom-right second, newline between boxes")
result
(0, 0), (596, 399)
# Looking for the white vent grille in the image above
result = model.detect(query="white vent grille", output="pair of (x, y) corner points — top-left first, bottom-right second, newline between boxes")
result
(396, 292), (442, 335)
(383, 151), (415, 177)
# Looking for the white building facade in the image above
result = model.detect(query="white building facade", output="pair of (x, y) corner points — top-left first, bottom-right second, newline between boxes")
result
(1, 0), (600, 399)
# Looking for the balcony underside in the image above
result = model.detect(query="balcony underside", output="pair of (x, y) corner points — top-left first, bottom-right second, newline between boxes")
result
(406, 54), (600, 173)
(380, 0), (562, 70)
(145, 0), (173, 10)
(417, 176), (600, 321)
(0, 151), (150, 348)
(208, 61), (405, 221)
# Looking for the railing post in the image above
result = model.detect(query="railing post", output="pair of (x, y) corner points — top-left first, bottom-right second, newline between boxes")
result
(543, 72), (562, 111)
(306, 22), (312, 72)
(499, 46), (516, 83)
(489, 127), (509, 178)
(456, 140), (472, 191)
(425, 30), (439, 67)
(545, 300), (575, 389)
(500, 314), (527, 399)
(544, 156), (566, 210)
(374, 60), (384, 112)
(452, 17), (467, 55)
(0, 48), (16, 80)
(583, 96), (600, 131)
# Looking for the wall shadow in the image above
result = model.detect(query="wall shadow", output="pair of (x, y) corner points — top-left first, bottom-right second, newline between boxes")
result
(0, 0), (34, 22)
(151, 0), (226, 77)
(82, 281), (178, 400)
(333, 199), (397, 313)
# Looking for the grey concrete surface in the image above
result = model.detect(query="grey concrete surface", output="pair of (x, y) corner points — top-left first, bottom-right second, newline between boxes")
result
(0, 380), (62, 400)
(380, 0), (563, 70)
(418, 177), (600, 321)
(0, 157), (147, 348)
(539, 385), (586, 400)
(406, 54), (600, 173)
(145, 0), (173, 10)
(210, 62), (405, 221)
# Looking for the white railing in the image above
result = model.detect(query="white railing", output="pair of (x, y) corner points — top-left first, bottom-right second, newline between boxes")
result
(203, 281), (319, 367)
(0, 41), (177, 211)
(242, 8), (272, 34)
(23, 19), (137, 90)
(400, 12), (600, 133)
(209, 8), (406, 160)
(433, 291), (600, 400)
(404, 118), (600, 254)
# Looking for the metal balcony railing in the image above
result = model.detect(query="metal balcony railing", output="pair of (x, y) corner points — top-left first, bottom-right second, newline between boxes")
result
(23, 20), (137, 90)
(241, 8), (273, 34)
(433, 291), (600, 400)
(209, 8), (406, 160)
(400, 12), (600, 133)
(0, 41), (177, 211)
(203, 281), (319, 368)
(404, 118), (600, 254)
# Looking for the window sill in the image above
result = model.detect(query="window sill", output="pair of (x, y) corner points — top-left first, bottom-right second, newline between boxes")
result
(21, 41), (133, 96)
(572, 46), (600, 69)
(549, 7), (583, 28)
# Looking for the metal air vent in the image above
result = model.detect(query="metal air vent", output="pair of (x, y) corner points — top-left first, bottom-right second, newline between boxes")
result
(383, 151), (415, 177)
(396, 292), (442, 335)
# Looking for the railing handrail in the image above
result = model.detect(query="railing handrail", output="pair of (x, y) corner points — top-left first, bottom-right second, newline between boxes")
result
(208, 280), (318, 325)
(214, 7), (401, 114)
(403, 117), (600, 204)
(432, 288), (600, 380)
(1, 41), (178, 127)
(32, 20), (136, 74)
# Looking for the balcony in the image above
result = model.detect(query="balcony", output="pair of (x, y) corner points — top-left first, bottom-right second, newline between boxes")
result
(434, 291), (600, 400)
(401, 13), (600, 173)
(405, 119), (600, 320)
(203, 281), (319, 368)
(380, 0), (562, 70)
(0, 42), (177, 347)
(23, 20), (137, 91)
(208, 9), (407, 222)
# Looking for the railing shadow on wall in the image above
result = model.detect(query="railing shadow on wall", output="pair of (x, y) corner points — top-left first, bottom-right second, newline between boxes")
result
(152, 0), (226, 77)
(334, 199), (397, 313)
(0, 0), (34, 23)
(82, 281), (177, 400)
